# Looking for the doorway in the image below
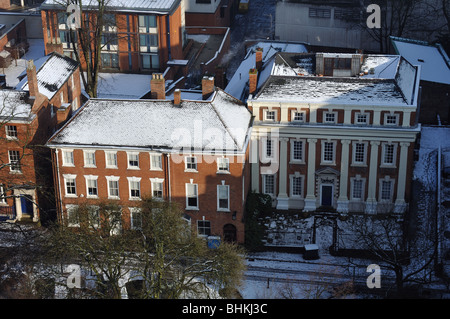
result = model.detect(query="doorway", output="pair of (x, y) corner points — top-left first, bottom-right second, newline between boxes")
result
(320, 184), (333, 207)
(223, 224), (237, 242)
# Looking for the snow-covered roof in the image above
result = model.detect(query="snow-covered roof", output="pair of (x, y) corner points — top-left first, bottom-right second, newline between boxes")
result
(41, 0), (180, 14)
(391, 37), (450, 85)
(225, 41), (308, 101)
(47, 89), (252, 153)
(0, 89), (33, 121)
(16, 52), (79, 101)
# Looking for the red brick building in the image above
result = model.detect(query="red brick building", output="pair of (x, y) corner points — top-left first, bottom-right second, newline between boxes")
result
(40, 0), (186, 73)
(46, 76), (253, 243)
(185, 0), (239, 27)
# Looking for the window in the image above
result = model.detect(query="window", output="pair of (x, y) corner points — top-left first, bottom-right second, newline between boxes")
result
(84, 150), (96, 168)
(88, 207), (100, 229)
(309, 8), (331, 18)
(141, 54), (160, 70)
(351, 179), (364, 200)
(139, 34), (158, 52)
(150, 154), (162, 170)
(263, 174), (275, 196)
(127, 152), (139, 169)
(385, 114), (399, 126)
(382, 143), (397, 166)
(8, 150), (21, 172)
(217, 157), (230, 172)
(106, 176), (120, 199)
(64, 175), (77, 197)
(291, 175), (303, 197)
(355, 113), (369, 125)
(62, 150), (74, 166)
(380, 180), (393, 201)
(101, 53), (119, 69)
(101, 32), (118, 51)
(197, 220), (211, 236)
(265, 139), (273, 158)
(151, 179), (163, 199)
(353, 142), (366, 165)
(186, 183), (198, 209)
(264, 110), (276, 121)
(5, 125), (17, 139)
(217, 184), (230, 211)
(0, 185), (6, 204)
(291, 140), (304, 162)
(130, 208), (142, 230)
(185, 156), (197, 171)
(128, 177), (141, 200)
(85, 176), (98, 198)
(324, 112), (337, 124)
(138, 15), (157, 31)
(322, 141), (335, 163)
(66, 205), (79, 227)
(105, 151), (118, 168)
(292, 111), (305, 122)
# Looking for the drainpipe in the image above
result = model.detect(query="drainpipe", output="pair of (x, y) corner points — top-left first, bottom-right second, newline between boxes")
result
(55, 149), (64, 224)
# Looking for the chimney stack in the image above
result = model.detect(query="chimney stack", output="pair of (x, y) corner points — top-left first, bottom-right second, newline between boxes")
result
(255, 47), (263, 71)
(26, 60), (39, 98)
(248, 68), (258, 96)
(315, 53), (324, 76)
(173, 89), (181, 106)
(202, 76), (215, 100)
(150, 73), (166, 100)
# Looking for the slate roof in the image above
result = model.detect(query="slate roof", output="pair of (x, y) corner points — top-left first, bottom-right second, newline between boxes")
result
(47, 89), (253, 153)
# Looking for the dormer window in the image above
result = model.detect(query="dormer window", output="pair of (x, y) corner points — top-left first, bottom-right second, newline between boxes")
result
(292, 111), (305, 122)
(264, 110), (277, 122)
(385, 114), (399, 126)
(324, 112), (337, 124)
(355, 112), (369, 125)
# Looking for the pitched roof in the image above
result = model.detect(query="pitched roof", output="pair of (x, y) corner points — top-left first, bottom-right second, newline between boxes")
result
(16, 52), (79, 101)
(47, 89), (252, 153)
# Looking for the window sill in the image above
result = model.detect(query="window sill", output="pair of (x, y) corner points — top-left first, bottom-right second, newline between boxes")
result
(289, 160), (305, 165)
(380, 165), (397, 169)
(62, 164), (75, 167)
(83, 166), (97, 169)
(184, 169), (198, 173)
(186, 207), (199, 211)
(216, 170), (231, 175)
(108, 196), (120, 200)
(217, 208), (230, 213)
(351, 164), (368, 168)
(106, 166), (118, 169)
(127, 167), (140, 170)
(9, 171), (23, 175)
(129, 198), (142, 201)
(65, 195), (78, 198)
(150, 168), (163, 171)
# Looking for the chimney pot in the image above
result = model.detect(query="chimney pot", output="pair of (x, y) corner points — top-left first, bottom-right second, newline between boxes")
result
(174, 89), (181, 106)
(202, 76), (215, 100)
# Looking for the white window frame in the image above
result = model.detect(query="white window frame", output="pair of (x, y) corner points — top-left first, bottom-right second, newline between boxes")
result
(130, 207), (142, 230)
(83, 150), (96, 168)
(381, 142), (398, 167)
(106, 176), (120, 199)
(186, 182), (199, 210)
(150, 178), (164, 199)
(0, 185), (7, 204)
(127, 152), (140, 170)
(62, 149), (75, 167)
(321, 140), (336, 165)
(8, 150), (21, 173)
(290, 139), (305, 163)
(197, 220), (211, 237)
(66, 204), (79, 227)
(262, 137), (277, 160)
(290, 173), (304, 198)
(150, 153), (163, 171)
(379, 177), (395, 202)
(350, 176), (365, 201)
(63, 174), (77, 197)
(291, 110), (305, 123)
(262, 174), (276, 196)
(127, 177), (141, 200)
(355, 112), (369, 125)
(323, 111), (337, 124)
(185, 156), (198, 172)
(5, 125), (18, 140)
(384, 113), (399, 126)
(84, 175), (99, 199)
(264, 109), (277, 122)
(217, 183), (230, 212)
(105, 151), (118, 169)
(217, 157), (230, 173)
(352, 141), (368, 166)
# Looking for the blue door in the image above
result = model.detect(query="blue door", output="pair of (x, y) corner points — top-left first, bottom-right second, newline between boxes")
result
(20, 195), (33, 215)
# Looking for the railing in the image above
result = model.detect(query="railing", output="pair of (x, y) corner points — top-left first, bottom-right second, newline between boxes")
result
(0, 206), (16, 220)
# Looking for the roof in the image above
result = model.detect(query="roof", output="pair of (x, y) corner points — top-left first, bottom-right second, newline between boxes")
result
(16, 52), (79, 101)
(0, 89), (33, 121)
(41, 0), (180, 14)
(391, 37), (450, 85)
(47, 89), (253, 153)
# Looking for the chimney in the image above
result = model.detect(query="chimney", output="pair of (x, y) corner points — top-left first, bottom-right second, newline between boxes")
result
(249, 68), (258, 96)
(150, 73), (165, 100)
(26, 60), (39, 97)
(315, 53), (324, 76)
(173, 89), (181, 106)
(202, 76), (215, 100)
(351, 54), (362, 76)
(255, 47), (263, 71)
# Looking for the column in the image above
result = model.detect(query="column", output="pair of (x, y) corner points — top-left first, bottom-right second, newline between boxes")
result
(304, 138), (317, 212)
(365, 141), (380, 214)
(395, 142), (410, 213)
(276, 137), (289, 210)
(250, 134), (259, 192)
(337, 139), (351, 214)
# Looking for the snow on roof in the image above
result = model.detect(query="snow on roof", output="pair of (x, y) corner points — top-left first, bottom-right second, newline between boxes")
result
(16, 52), (79, 101)
(255, 76), (410, 106)
(48, 89), (252, 152)
(225, 41), (308, 101)
(359, 55), (400, 79)
(42, 0), (179, 13)
(391, 37), (450, 85)
(0, 89), (32, 121)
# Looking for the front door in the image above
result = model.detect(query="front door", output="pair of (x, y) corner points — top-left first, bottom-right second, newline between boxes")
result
(20, 195), (33, 215)
(321, 185), (333, 207)
(223, 224), (237, 242)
